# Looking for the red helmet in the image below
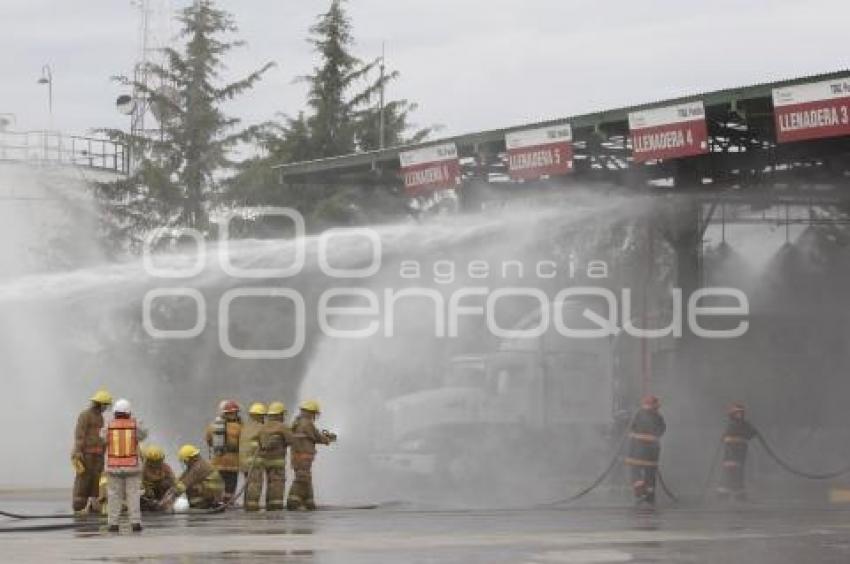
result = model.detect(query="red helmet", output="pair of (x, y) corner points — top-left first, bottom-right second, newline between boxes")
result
(641, 395), (660, 410)
(728, 402), (745, 416)
(220, 400), (240, 414)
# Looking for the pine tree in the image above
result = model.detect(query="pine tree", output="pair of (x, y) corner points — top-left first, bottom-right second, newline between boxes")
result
(225, 0), (431, 229)
(98, 0), (273, 252)
(302, 0), (431, 156)
(302, 0), (363, 158)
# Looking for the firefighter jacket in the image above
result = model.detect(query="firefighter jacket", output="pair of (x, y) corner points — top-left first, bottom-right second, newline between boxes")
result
(722, 418), (757, 464)
(258, 419), (294, 468)
(73, 406), (106, 458)
(290, 415), (330, 456)
(625, 408), (666, 467)
(205, 418), (242, 472)
(239, 417), (264, 472)
(142, 461), (176, 500)
(175, 457), (224, 498)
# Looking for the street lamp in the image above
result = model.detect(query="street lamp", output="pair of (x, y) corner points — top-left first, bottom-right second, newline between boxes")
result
(37, 64), (53, 129)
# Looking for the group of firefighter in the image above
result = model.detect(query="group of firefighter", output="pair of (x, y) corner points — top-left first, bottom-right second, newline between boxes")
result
(71, 387), (757, 531)
(71, 390), (336, 532)
(625, 394), (755, 505)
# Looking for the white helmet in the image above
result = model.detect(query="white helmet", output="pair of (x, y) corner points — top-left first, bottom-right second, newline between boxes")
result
(113, 398), (132, 415)
(172, 495), (190, 513)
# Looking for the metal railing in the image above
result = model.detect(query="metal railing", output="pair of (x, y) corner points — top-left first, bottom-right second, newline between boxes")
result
(0, 130), (129, 175)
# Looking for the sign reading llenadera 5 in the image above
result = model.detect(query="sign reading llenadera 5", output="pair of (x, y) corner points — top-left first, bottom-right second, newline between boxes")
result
(505, 123), (573, 180)
(398, 143), (460, 196)
(628, 101), (709, 163)
(772, 78), (850, 143)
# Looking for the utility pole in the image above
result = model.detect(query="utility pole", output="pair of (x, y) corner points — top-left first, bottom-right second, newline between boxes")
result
(131, 0), (151, 142)
(378, 42), (386, 150)
(37, 65), (53, 130)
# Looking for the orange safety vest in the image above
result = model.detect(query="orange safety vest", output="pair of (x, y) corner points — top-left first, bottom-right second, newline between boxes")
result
(106, 417), (139, 469)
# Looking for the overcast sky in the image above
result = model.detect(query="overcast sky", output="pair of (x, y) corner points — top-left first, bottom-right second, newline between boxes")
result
(2, 0), (849, 142)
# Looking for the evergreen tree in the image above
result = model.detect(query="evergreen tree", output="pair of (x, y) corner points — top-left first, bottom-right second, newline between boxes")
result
(302, 0), (361, 158)
(98, 0), (272, 252)
(226, 0), (431, 228)
(302, 0), (430, 156)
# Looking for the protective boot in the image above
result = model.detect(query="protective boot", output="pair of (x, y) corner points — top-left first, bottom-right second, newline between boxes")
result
(286, 497), (302, 511)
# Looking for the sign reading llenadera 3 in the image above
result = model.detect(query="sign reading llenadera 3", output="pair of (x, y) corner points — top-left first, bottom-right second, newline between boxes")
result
(398, 143), (460, 196)
(628, 101), (709, 163)
(504, 123), (573, 180)
(772, 77), (850, 143)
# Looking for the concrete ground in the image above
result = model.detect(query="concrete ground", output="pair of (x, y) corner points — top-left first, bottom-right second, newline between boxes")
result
(3, 492), (850, 563)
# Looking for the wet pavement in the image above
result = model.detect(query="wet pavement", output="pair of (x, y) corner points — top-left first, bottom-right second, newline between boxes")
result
(3, 493), (850, 563)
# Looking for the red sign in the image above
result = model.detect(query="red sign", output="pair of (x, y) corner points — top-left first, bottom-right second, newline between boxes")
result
(399, 143), (460, 196)
(773, 78), (850, 143)
(505, 124), (573, 180)
(628, 101), (708, 163)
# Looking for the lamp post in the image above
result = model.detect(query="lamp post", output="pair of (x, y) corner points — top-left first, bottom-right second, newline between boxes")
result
(37, 64), (53, 130)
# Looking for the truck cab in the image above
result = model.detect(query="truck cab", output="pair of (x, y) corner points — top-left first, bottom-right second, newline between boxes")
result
(371, 299), (628, 486)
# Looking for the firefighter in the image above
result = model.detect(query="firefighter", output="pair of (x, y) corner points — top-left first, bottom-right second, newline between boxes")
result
(624, 395), (666, 505)
(287, 400), (336, 511)
(166, 444), (225, 509)
(240, 402), (267, 511)
(105, 398), (148, 533)
(71, 389), (112, 513)
(140, 445), (176, 511)
(717, 402), (757, 501)
(259, 401), (294, 511)
(205, 399), (242, 503)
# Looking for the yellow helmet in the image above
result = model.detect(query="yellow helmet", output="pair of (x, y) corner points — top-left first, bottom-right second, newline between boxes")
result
(145, 445), (166, 462)
(299, 399), (321, 413)
(177, 444), (200, 462)
(248, 402), (268, 416)
(90, 389), (113, 405)
(267, 401), (287, 416)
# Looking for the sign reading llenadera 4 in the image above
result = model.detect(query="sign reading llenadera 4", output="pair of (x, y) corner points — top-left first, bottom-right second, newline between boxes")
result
(628, 101), (709, 162)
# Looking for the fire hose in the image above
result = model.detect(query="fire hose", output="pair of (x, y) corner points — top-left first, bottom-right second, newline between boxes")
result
(0, 508), (78, 520)
(0, 449), (262, 522)
(0, 522), (85, 533)
(754, 431), (850, 480)
(544, 411), (679, 506)
(656, 469), (679, 502)
(697, 427), (850, 502)
(541, 412), (635, 506)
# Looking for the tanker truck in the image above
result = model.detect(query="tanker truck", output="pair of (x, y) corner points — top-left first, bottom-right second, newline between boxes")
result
(369, 299), (642, 489)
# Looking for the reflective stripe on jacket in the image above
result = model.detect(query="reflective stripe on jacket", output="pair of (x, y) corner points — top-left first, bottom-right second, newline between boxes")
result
(106, 418), (139, 469)
(629, 432), (659, 443)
